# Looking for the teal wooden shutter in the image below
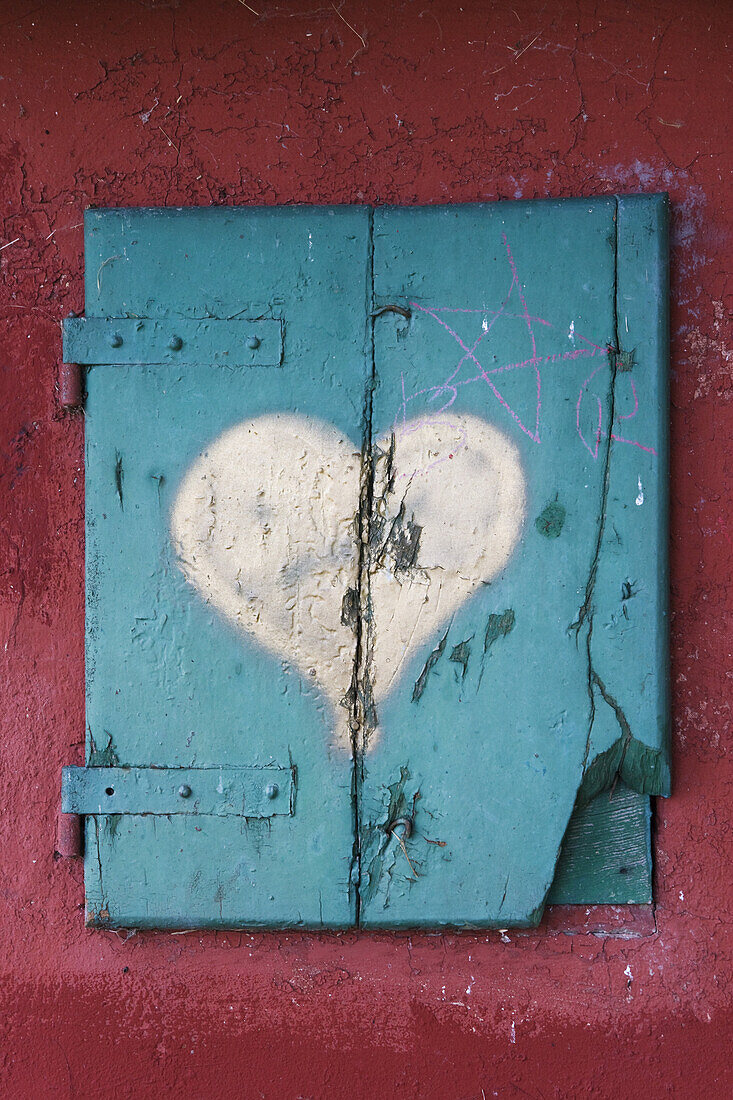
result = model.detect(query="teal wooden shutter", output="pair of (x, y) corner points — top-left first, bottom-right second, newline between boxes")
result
(359, 197), (669, 927)
(62, 197), (669, 929)
(64, 207), (371, 928)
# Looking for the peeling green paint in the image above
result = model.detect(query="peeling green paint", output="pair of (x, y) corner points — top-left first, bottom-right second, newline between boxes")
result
(449, 638), (473, 680)
(340, 586), (360, 632)
(535, 499), (566, 539)
(483, 609), (515, 653)
(579, 672), (671, 803)
(114, 451), (124, 510)
(412, 628), (450, 702)
(88, 730), (120, 768)
(359, 767), (413, 909)
(390, 511), (422, 572)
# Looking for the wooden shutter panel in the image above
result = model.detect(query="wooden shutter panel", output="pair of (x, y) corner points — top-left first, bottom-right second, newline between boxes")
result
(62, 197), (669, 929)
(359, 197), (669, 927)
(69, 207), (371, 928)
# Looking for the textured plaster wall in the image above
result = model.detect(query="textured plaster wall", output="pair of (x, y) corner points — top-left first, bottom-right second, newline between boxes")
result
(0, 1), (731, 1096)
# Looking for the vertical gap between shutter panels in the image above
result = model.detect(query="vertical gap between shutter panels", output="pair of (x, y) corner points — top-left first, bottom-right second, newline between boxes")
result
(347, 207), (376, 927)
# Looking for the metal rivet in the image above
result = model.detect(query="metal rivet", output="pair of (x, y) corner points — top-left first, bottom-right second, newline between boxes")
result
(178, 784), (192, 798)
(109, 333), (123, 348)
(169, 335), (183, 351)
(390, 816), (412, 839)
(265, 783), (279, 800)
(246, 335), (261, 350)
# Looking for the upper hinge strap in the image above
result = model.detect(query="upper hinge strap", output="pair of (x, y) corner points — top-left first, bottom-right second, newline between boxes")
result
(62, 317), (283, 367)
(61, 765), (294, 818)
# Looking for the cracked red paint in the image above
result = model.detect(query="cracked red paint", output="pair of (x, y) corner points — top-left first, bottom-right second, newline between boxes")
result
(0, 1), (731, 1097)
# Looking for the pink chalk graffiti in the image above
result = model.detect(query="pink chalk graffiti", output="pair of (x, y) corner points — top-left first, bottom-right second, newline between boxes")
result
(396, 233), (657, 460)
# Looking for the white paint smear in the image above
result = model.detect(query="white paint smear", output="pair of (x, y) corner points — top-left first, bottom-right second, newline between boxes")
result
(636, 476), (644, 506)
(368, 415), (526, 719)
(171, 412), (526, 750)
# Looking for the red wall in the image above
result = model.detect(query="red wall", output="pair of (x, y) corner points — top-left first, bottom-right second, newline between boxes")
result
(1, 2), (731, 1096)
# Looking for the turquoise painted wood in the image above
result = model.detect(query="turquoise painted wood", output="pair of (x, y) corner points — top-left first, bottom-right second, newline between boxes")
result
(80, 206), (370, 928)
(67, 197), (669, 929)
(359, 197), (669, 927)
(546, 784), (652, 906)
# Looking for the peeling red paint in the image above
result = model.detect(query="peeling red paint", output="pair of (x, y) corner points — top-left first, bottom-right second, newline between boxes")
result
(1, 1), (731, 1096)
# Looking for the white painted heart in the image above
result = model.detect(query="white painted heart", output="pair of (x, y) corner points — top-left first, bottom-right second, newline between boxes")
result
(171, 412), (526, 751)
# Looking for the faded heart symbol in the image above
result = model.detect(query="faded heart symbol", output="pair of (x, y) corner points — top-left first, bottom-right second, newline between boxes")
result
(171, 412), (526, 751)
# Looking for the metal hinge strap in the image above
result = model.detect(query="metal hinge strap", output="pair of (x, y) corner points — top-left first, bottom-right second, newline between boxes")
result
(62, 316), (284, 367)
(61, 765), (294, 818)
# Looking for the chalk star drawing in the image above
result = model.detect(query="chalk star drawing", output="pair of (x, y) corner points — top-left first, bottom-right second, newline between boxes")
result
(396, 233), (657, 460)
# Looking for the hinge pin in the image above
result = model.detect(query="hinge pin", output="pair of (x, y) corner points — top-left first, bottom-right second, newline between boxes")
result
(58, 361), (83, 409)
(57, 812), (82, 858)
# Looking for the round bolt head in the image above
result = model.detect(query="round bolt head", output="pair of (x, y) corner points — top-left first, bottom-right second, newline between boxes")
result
(109, 332), (123, 348)
(178, 784), (192, 798)
(246, 335), (261, 350)
(169, 335), (183, 351)
(265, 783), (279, 800)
